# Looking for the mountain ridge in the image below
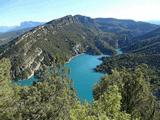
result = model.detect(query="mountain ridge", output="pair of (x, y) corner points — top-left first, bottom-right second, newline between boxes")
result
(0, 21), (44, 33)
(0, 15), (159, 79)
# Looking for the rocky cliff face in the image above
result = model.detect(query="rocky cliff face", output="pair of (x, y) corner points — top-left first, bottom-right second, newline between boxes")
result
(0, 15), (158, 79)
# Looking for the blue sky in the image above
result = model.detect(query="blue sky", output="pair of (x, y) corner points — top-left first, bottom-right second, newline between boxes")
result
(0, 0), (160, 26)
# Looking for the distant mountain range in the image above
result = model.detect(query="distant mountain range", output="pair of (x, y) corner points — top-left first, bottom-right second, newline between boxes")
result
(0, 21), (44, 33)
(0, 21), (44, 46)
(148, 20), (160, 25)
(0, 28), (33, 46)
(0, 26), (16, 33)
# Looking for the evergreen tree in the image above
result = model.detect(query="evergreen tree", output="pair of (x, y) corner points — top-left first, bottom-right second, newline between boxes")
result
(0, 58), (20, 119)
(70, 85), (132, 120)
(94, 66), (157, 120)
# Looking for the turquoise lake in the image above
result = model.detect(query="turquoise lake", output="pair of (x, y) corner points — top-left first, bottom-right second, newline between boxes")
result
(16, 54), (106, 102)
(16, 49), (122, 102)
(65, 54), (105, 102)
(15, 75), (38, 86)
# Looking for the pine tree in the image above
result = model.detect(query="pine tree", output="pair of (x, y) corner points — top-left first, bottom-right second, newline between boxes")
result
(70, 85), (132, 120)
(0, 58), (20, 119)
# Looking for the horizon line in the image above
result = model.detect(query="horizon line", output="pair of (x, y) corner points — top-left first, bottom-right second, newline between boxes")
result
(1, 14), (160, 26)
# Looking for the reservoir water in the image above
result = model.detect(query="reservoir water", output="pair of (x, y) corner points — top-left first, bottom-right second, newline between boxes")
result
(116, 48), (123, 55)
(15, 75), (38, 86)
(65, 54), (105, 102)
(64, 49), (122, 102)
(16, 49), (122, 102)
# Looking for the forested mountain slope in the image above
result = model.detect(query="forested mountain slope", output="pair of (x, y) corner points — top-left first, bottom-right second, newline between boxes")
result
(123, 27), (160, 54)
(94, 17), (159, 47)
(0, 28), (32, 46)
(0, 15), (158, 79)
(94, 26), (160, 119)
(96, 26), (160, 73)
(95, 26), (160, 117)
(0, 22), (44, 46)
(1, 15), (116, 79)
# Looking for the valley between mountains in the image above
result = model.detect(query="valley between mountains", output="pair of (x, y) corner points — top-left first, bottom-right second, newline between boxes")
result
(1, 15), (160, 120)
(0, 15), (158, 80)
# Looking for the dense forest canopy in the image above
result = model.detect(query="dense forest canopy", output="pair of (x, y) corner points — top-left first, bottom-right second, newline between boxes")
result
(0, 58), (134, 120)
(1, 58), (160, 120)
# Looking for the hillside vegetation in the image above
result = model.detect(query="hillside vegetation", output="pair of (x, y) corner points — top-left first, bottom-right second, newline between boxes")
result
(0, 15), (160, 120)
(1, 58), (160, 119)
(95, 25), (160, 120)
(0, 15), (158, 80)
(0, 58), (135, 120)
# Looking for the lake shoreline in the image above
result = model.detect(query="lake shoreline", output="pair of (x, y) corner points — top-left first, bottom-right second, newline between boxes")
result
(16, 48), (122, 89)
(66, 53), (85, 64)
